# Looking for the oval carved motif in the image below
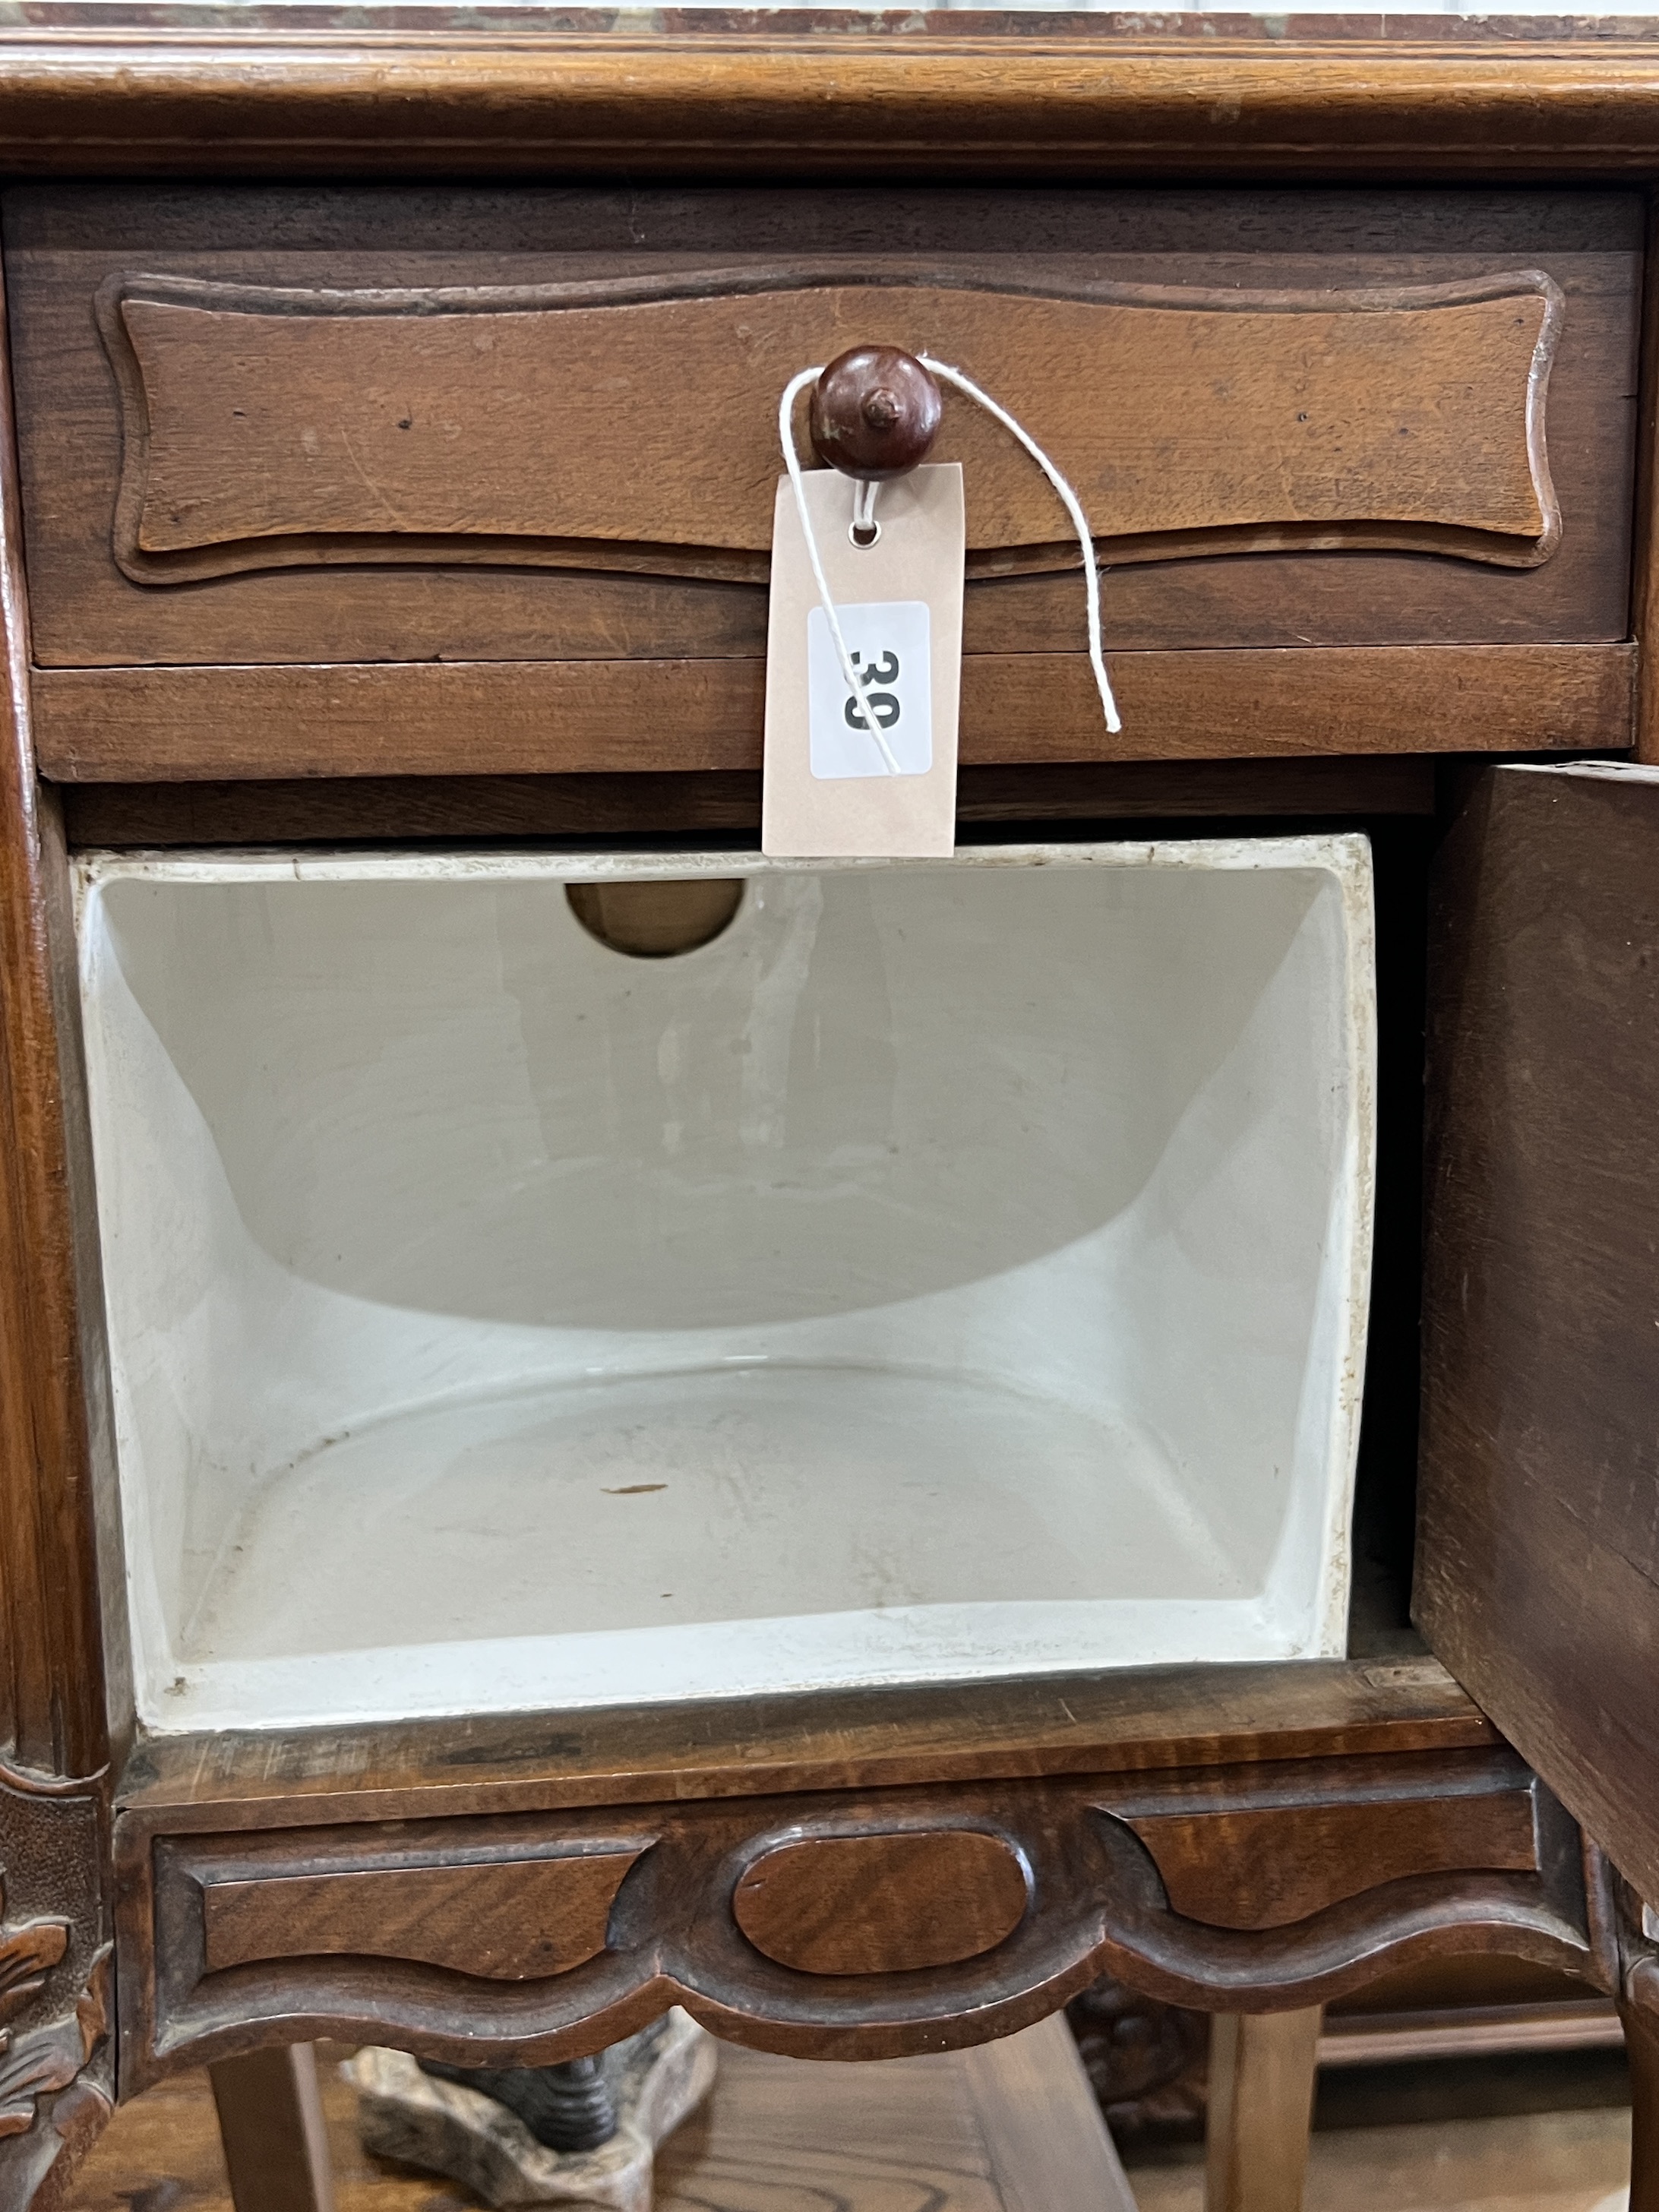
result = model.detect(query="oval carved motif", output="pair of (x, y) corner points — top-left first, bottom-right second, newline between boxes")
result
(734, 1829), (1030, 1977)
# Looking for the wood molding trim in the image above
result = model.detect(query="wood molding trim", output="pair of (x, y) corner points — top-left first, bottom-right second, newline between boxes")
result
(31, 643), (1634, 782)
(94, 265), (1562, 584)
(9, 18), (1659, 178)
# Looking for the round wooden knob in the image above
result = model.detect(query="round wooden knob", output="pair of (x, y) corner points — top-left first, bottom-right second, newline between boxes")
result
(809, 346), (943, 482)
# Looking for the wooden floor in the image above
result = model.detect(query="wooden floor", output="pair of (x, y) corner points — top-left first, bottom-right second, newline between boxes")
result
(63, 2026), (1633, 2212)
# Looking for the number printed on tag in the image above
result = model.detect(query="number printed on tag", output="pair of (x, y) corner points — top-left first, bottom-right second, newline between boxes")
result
(807, 601), (932, 780)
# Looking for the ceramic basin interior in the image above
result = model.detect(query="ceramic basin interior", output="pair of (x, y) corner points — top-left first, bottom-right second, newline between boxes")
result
(74, 838), (1375, 1732)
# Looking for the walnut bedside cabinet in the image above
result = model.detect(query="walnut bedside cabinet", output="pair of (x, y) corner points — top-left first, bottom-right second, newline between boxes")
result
(5, 15), (1659, 2211)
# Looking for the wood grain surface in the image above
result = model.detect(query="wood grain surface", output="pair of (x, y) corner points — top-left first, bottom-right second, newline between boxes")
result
(1121, 1789), (1539, 1932)
(7, 186), (1637, 668)
(111, 1661), (1496, 1828)
(1206, 2008), (1323, 2212)
(657, 2016), (1138, 2212)
(733, 1831), (1030, 1976)
(207, 2046), (333, 2212)
(6, 17), (1659, 184)
(1417, 763), (1659, 1913)
(201, 1849), (645, 1980)
(956, 2012), (1136, 2212)
(30, 643), (1634, 782)
(97, 267), (1559, 583)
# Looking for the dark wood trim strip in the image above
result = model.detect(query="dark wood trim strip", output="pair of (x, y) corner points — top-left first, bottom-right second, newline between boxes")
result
(7, 23), (1659, 178)
(55, 757), (1436, 848)
(32, 645), (1634, 784)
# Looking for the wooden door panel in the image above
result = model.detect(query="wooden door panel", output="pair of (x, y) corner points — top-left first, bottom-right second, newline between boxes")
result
(1417, 762), (1659, 1903)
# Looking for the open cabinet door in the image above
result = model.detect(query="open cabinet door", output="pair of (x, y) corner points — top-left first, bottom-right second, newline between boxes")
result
(1417, 760), (1659, 1902)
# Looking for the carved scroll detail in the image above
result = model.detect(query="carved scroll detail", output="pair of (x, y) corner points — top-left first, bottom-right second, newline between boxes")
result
(0, 1900), (68, 2037)
(95, 264), (1563, 589)
(0, 1766), (112, 2207)
(0, 1951), (110, 2141)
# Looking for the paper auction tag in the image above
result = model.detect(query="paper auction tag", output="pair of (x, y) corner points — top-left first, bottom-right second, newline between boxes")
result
(762, 462), (965, 858)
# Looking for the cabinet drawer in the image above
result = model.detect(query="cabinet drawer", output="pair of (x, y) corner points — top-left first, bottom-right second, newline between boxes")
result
(118, 1752), (1548, 2087)
(6, 184), (1641, 779)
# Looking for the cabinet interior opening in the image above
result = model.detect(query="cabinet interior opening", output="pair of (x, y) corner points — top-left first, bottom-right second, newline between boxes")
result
(76, 839), (1375, 1731)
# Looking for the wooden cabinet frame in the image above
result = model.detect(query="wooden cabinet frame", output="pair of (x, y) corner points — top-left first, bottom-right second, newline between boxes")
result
(5, 13), (1659, 2208)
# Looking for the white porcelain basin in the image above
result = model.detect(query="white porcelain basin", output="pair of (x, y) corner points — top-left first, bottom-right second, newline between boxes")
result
(75, 838), (1375, 1732)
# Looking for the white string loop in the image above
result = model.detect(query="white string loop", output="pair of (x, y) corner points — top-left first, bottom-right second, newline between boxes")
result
(779, 365), (901, 776)
(918, 353), (1120, 735)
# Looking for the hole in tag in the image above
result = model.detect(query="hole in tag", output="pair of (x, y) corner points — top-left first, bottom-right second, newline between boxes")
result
(848, 518), (882, 549)
(566, 880), (744, 959)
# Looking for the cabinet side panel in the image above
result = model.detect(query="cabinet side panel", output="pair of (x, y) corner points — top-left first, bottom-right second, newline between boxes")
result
(1417, 765), (1659, 1899)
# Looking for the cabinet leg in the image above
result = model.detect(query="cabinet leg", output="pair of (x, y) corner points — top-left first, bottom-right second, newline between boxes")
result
(210, 2044), (336, 2212)
(1623, 2005), (1659, 2212)
(1204, 2008), (1322, 2212)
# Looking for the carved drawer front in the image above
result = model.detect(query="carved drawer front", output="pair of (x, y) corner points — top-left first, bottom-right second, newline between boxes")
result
(5, 185), (1640, 779)
(119, 1752), (1589, 2090)
(99, 270), (1559, 586)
